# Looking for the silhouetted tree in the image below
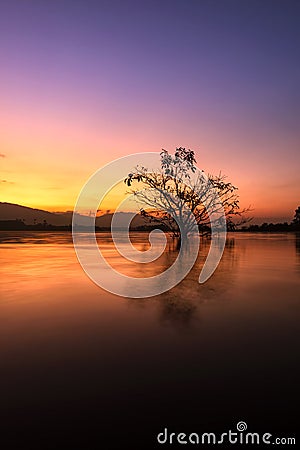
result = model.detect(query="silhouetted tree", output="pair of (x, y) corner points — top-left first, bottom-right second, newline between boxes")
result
(292, 206), (300, 230)
(293, 206), (300, 223)
(125, 148), (247, 238)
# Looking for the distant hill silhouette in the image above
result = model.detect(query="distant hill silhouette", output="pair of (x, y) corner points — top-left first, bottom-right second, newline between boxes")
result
(1, 202), (299, 232)
(0, 202), (72, 225)
(0, 202), (147, 230)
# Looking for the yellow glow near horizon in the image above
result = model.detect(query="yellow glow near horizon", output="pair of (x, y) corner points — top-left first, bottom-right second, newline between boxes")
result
(1, 102), (299, 223)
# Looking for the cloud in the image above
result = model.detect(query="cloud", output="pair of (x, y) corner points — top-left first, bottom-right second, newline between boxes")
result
(0, 153), (6, 158)
(42, 186), (63, 190)
(1, 179), (14, 184)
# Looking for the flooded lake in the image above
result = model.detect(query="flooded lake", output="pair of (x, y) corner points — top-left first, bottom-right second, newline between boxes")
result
(0, 232), (299, 449)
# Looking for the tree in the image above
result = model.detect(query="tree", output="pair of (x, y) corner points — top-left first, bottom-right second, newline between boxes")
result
(124, 147), (247, 238)
(292, 206), (300, 230)
(293, 206), (300, 223)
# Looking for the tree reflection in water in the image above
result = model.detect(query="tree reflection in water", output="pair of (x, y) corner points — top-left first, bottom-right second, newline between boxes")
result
(129, 236), (239, 327)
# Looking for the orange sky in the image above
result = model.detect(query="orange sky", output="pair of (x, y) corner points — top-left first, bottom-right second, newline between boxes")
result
(1, 1), (299, 224)
(1, 100), (299, 223)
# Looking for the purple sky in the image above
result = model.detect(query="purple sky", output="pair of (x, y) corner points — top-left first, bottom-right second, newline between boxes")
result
(0, 0), (299, 222)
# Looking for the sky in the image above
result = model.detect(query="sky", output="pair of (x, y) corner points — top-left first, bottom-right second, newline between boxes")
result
(0, 0), (299, 223)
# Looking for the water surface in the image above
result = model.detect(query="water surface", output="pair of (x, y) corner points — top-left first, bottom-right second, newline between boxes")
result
(0, 232), (299, 449)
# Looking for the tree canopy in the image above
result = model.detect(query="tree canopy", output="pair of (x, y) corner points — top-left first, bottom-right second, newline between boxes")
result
(125, 148), (247, 236)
